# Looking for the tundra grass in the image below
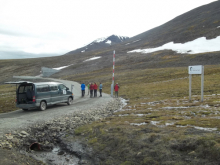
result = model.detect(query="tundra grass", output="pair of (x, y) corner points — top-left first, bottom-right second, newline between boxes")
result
(64, 65), (220, 164)
(0, 84), (17, 113)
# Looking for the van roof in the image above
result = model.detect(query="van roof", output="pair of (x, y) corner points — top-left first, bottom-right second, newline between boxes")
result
(5, 81), (62, 85)
(34, 82), (63, 85)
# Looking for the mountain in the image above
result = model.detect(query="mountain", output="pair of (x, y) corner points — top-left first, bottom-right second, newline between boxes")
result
(65, 35), (129, 55)
(0, 1), (220, 83)
(122, 0), (220, 50)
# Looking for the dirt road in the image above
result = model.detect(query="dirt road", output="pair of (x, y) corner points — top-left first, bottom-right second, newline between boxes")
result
(0, 78), (113, 137)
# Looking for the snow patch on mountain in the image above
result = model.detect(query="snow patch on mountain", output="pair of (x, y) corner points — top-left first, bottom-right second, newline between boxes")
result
(53, 64), (73, 70)
(106, 40), (111, 44)
(128, 36), (220, 54)
(94, 37), (107, 43)
(84, 56), (101, 62)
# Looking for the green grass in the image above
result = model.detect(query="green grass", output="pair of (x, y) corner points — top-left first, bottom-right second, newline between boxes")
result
(0, 84), (17, 113)
(64, 64), (220, 164)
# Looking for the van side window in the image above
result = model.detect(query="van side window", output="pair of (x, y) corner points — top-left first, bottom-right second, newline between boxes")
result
(50, 85), (58, 91)
(58, 84), (66, 90)
(37, 85), (50, 92)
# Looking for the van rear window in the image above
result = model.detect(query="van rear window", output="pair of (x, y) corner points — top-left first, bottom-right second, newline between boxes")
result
(18, 85), (33, 93)
(37, 85), (50, 92)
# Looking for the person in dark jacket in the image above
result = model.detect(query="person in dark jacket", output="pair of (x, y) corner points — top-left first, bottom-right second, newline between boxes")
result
(81, 82), (86, 97)
(114, 83), (119, 98)
(99, 82), (103, 97)
(89, 83), (94, 98)
(93, 82), (98, 97)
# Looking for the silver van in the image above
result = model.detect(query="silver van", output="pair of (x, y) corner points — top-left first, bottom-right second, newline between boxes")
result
(9, 81), (74, 111)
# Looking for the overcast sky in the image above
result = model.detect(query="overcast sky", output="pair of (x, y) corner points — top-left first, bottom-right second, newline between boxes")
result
(0, 0), (217, 59)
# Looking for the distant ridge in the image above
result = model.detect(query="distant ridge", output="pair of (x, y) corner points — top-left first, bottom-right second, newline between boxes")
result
(65, 35), (129, 55)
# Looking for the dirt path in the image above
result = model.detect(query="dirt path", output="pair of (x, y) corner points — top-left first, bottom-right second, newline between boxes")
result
(0, 78), (113, 137)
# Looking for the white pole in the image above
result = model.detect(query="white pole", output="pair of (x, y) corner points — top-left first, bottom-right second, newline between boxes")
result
(111, 50), (115, 97)
(189, 74), (192, 101)
(201, 66), (204, 102)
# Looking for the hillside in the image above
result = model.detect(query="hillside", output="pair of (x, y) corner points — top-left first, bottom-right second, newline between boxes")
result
(0, 1), (219, 84)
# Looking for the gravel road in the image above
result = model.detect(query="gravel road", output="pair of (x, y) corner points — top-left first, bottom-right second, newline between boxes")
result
(0, 78), (113, 137)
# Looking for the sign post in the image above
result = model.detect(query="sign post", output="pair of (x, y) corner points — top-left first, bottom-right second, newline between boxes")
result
(188, 65), (204, 102)
(111, 50), (115, 97)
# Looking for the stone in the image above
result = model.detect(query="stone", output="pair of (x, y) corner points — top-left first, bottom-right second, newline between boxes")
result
(11, 138), (19, 145)
(6, 135), (13, 140)
(20, 131), (29, 136)
(81, 160), (87, 164)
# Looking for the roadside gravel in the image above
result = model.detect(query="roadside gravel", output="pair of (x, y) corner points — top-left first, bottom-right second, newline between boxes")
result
(0, 78), (124, 164)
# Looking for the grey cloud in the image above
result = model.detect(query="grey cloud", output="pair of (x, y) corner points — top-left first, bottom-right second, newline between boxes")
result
(0, 50), (61, 59)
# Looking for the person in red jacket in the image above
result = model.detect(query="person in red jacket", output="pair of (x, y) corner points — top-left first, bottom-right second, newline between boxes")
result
(93, 82), (98, 97)
(89, 83), (94, 98)
(114, 83), (120, 98)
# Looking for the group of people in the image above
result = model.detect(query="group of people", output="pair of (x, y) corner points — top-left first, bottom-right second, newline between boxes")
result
(80, 82), (120, 98)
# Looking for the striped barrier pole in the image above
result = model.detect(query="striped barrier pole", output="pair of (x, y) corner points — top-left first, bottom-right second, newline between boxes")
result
(111, 50), (115, 97)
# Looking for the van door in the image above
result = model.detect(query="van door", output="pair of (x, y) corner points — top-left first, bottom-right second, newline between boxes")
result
(58, 84), (68, 102)
(36, 85), (51, 105)
(49, 85), (59, 103)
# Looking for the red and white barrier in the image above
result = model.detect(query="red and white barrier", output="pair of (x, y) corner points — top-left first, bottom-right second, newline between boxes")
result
(111, 50), (115, 97)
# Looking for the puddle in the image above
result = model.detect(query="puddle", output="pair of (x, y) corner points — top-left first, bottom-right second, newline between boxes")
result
(200, 104), (210, 108)
(118, 114), (129, 117)
(150, 121), (160, 126)
(165, 122), (175, 126)
(114, 98), (129, 112)
(121, 98), (129, 107)
(31, 146), (80, 165)
(130, 122), (147, 126)
(162, 106), (189, 110)
(135, 114), (146, 117)
(193, 126), (217, 131)
(176, 125), (218, 132)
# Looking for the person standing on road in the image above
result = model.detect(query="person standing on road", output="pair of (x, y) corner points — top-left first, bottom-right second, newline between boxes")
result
(89, 83), (94, 98)
(87, 83), (91, 95)
(99, 82), (103, 97)
(81, 82), (86, 97)
(93, 82), (98, 97)
(114, 83), (120, 98)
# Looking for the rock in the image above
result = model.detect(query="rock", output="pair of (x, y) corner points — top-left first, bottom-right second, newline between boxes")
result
(188, 151), (196, 155)
(11, 138), (19, 145)
(6, 135), (13, 140)
(20, 131), (29, 136)
(57, 150), (65, 155)
(137, 152), (142, 156)
(81, 160), (88, 164)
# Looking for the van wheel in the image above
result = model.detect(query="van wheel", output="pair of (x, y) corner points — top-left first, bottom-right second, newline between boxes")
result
(22, 109), (28, 111)
(67, 97), (73, 105)
(40, 101), (47, 111)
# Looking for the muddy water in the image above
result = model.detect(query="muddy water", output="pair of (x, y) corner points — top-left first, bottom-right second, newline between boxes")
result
(29, 139), (95, 165)
(30, 146), (80, 165)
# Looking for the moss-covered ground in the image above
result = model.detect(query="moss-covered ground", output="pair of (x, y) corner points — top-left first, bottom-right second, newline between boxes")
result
(2, 65), (220, 164)
(65, 65), (220, 164)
